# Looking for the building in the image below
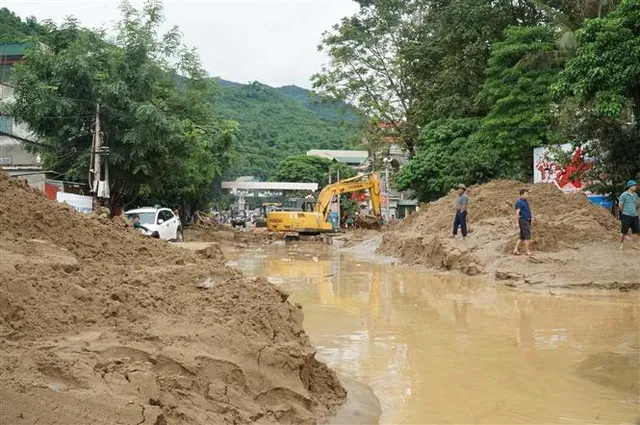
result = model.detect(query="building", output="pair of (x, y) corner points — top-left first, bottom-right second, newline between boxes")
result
(1, 81), (44, 185)
(1, 43), (42, 175)
(306, 149), (369, 168)
(361, 122), (413, 219)
(0, 43), (28, 84)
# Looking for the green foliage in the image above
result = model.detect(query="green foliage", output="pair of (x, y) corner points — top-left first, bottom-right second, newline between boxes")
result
(396, 25), (566, 201)
(311, 0), (421, 153)
(0, 8), (51, 43)
(214, 82), (358, 180)
(403, 0), (543, 124)
(395, 118), (488, 200)
(474, 25), (564, 179)
(553, 0), (640, 118)
(271, 154), (357, 188)
(7, 0), (236, 212)
(553, 0), (640, 195)
(278, 85), (359, 123)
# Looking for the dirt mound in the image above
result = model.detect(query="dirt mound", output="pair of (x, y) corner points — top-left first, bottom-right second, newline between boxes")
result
(379, 180), (623, 280)
(354, 215), (381, 230)
(0, 172), (346, 424)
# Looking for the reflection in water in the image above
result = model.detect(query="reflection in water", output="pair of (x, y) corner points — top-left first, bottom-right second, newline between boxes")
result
(229, 245), (640, 425)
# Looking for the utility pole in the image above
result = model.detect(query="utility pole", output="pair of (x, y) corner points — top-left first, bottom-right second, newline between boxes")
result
(92, 103), (102, 210)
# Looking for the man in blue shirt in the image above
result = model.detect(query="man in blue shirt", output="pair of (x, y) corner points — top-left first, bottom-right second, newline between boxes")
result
(513, 188), (533, 256)
(618, 179), (639, 250)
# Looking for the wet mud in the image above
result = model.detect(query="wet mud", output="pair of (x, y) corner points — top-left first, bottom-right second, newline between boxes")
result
(227, 243), (640, 425)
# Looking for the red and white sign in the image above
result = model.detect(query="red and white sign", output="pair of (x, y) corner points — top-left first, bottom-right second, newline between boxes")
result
(533, 144), (591, 193)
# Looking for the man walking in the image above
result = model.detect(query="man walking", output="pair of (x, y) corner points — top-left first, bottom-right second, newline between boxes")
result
(618, 179), (639, 250)
(452, 184), (468, 239)
(514, 189), (533, 256)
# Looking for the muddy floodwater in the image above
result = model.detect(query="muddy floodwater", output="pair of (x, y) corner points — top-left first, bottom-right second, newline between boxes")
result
(225, 244), (640, 425)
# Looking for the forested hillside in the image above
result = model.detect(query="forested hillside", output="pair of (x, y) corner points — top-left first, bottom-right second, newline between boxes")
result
(214, 81), (359, 180)
(0, 8), (50, 43)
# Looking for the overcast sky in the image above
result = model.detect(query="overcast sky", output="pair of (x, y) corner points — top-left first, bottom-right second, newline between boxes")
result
(3, 0), (359, 88)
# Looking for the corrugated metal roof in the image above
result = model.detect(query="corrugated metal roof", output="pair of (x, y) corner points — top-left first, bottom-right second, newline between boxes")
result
(0, 43), (30, 58)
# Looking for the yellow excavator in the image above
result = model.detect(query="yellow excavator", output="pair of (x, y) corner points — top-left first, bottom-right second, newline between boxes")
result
(267, 173), (382, 235)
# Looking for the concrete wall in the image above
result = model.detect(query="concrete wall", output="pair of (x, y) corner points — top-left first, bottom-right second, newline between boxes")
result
(0, 83), (41, 167)
(6, 171), (46, 191)
(0, 136), (40, 166)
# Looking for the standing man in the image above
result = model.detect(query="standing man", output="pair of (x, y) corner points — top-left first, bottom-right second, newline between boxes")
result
(514, 188), (533, 256)
(618, 180), (639, 250)
(452, 184), (468, 239)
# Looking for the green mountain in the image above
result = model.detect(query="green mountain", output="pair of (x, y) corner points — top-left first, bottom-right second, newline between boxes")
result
(0, 8), (50, 43)
(0, 8), (361, 181)
(214, 81), (360, 180)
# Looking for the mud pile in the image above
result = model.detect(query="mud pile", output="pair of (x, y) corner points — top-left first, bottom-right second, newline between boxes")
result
(379, 180), (626, 282)
(0, 173), (346, 424)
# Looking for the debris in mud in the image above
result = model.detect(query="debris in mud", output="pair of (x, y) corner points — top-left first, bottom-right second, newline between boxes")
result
(355, 214), (381, 230)
(0, 171), (346, 424)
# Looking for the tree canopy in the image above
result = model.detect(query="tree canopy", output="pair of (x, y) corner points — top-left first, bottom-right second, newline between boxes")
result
(6, 0), (237, 213)
(271, 154), (357, 188)
(311, 0), (421, 153)
(0, 8), (51, 43)
(318, 0), (638, 201)
(553, 0), (640, 195)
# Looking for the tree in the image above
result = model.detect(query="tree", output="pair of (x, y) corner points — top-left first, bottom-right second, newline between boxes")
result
(311, 0), (421, 154)
(394, 118), (488, 201)
(8, 0), (236, 212)
(553, 0), (640, 194)
(403, 0), (543, 125)
(473, 25), (564, 180)
(271, 154), (357, 188)
(396, 25), (568, 201)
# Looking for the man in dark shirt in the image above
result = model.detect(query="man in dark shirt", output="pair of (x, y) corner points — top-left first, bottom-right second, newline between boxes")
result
(132, 215), (149, 232)
(452, 184), (469, 239)
(513, 188), (533, 256)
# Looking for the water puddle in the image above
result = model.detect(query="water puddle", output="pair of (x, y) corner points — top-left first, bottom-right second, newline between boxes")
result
(225, 244), (640, 424)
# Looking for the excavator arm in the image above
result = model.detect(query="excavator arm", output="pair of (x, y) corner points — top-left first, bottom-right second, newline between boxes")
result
(314, 173), (382, 220)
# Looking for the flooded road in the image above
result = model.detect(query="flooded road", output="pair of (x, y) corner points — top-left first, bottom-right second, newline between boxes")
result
(225, 244), (640, 424)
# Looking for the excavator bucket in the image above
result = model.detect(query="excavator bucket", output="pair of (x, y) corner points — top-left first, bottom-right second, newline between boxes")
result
(355, 215), (382, 230)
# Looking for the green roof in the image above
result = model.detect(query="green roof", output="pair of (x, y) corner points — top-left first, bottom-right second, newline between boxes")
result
(0, 43), (30, 58)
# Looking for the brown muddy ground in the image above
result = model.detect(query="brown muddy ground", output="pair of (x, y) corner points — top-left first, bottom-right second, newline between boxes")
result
(0, 173), (346, 425)
(375, 181), (639, 290)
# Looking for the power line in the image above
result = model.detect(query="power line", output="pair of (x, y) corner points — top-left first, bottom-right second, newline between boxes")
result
(0, 129), (59, 151)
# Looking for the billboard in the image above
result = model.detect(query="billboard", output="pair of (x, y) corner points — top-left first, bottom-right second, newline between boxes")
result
(533, 144), (591, 193)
